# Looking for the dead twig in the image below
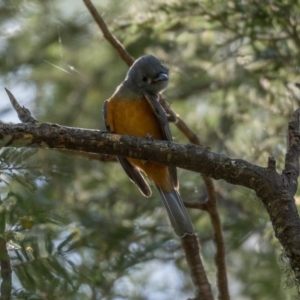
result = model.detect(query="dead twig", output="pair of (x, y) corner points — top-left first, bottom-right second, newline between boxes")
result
(5, 88), (37, 124)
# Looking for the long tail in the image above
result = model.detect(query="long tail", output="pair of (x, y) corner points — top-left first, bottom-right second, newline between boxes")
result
(157, 188), (194, 237)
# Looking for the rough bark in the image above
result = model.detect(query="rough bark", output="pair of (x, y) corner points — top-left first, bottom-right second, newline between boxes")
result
(0, 121), (300, 282)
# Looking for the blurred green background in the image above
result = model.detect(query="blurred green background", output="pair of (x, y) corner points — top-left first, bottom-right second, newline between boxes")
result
(1, 0), (300, 299)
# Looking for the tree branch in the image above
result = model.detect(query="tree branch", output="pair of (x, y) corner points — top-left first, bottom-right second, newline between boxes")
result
(0, 123), (265, 189)
(202, 177), (229, 300)
(5, 88), (37, 124)
(181, 234), (214, 300)
(1, 116), (300, 282)
(82, 0), (134, 67)
(283, 108), (300, 196)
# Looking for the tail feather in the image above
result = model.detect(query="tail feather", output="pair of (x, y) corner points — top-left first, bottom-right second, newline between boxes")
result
(157, 188), (194, 237)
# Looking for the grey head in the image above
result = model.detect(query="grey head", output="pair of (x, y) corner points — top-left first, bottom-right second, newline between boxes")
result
(124, 55), (169, 95)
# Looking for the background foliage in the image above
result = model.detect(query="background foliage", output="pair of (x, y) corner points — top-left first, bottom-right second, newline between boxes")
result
(1, 0), (300, 299)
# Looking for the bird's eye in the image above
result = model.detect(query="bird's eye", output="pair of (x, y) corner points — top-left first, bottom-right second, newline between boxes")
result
(142, 75), (148, 82)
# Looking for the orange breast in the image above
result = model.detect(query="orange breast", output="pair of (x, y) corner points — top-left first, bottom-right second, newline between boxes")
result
(106, 96), (172, 193)
(108, 96), (164, 139)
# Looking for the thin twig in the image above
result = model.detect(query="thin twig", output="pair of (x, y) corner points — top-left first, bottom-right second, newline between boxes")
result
(267, 156), (276, 170)
(181, 234), (214, 300)
(5, 88), (116, 163)
(283, 108), (300, 196)
(82, 0), (134, 67)
(59, 150), (117, 162)
(159, 96), (202, 145)
(202, 177), (230, 300)
(5, 88), (37, 124)
(184, 201), (208, 211)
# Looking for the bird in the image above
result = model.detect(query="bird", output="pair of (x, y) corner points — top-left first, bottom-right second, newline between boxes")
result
(103, 55), (194, 237)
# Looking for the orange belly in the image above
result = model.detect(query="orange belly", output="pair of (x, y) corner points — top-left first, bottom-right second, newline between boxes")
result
(107, 96), (172, 192)
(109, 97), (163, 139)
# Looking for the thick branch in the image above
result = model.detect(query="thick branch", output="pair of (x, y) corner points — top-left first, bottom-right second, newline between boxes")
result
(0, 122), (291, 191)
(1, 121), (300, 280)
(0, 123), (269, 186)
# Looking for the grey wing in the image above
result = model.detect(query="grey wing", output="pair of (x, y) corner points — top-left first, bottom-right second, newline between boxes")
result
(103, 100), (151, 197)
(118, 157), (151, 197)
(143, 93), (173, 141)
(102, 100), (110, 131)
(143, 92), (178, 189)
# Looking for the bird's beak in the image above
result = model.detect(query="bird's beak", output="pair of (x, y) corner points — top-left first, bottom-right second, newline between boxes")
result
(153, 72), (168, 82)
